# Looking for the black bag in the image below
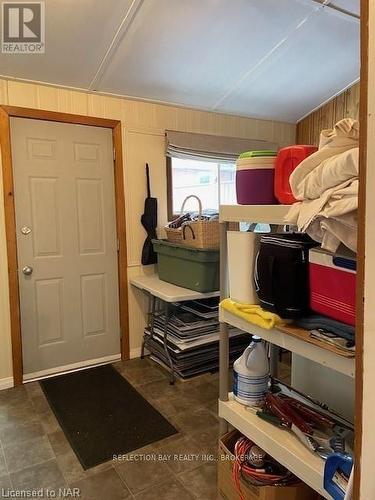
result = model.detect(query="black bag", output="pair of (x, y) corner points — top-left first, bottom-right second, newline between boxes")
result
(254, 234), (317, 319)
(141, 164), (158, 265)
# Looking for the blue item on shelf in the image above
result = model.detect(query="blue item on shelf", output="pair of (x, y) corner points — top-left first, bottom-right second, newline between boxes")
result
(324, 453), (353, 500)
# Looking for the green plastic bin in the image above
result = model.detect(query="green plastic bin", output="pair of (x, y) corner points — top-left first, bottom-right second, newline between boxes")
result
(152, 239), (219, 293)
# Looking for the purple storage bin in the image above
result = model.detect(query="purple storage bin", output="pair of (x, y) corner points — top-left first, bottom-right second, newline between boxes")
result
(236, 168), (278, 205)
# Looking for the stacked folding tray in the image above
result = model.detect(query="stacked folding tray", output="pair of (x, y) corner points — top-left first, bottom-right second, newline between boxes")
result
(144, 297), (249, 379)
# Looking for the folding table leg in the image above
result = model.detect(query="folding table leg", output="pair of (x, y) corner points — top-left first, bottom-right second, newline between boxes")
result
(141, 294), (156, 359)
(162, 302), (175, 385)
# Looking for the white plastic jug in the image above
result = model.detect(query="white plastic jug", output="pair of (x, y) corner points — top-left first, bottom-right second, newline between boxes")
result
(233, 336), (269, 406)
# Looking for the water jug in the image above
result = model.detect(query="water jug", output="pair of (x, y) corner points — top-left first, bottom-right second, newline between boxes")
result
(233, 336), (269, 406)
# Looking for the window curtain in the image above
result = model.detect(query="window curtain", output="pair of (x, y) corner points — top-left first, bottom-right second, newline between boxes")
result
(165, 130), (278, 163)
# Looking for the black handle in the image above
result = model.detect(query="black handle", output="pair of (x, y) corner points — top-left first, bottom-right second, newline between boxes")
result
(182, 224), (195, 240)
(146, 163), (151, 198)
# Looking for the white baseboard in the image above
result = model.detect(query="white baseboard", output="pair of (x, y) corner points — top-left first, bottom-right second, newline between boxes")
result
(1, 351), (143, 388)
(0, 377), (14, 391)
(23, 353), (121, 382)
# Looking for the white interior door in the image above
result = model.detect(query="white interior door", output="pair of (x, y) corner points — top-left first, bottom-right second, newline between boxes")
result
(11, 117), (121, 377)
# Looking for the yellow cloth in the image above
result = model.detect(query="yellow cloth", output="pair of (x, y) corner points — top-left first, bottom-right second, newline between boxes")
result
(220, 299), (284, 330)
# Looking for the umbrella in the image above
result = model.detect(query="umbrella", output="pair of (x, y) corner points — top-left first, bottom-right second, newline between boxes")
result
(141, 163), (158, 265)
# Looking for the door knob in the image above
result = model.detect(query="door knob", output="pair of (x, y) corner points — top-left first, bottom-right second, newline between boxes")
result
(22, 266), (33, 276)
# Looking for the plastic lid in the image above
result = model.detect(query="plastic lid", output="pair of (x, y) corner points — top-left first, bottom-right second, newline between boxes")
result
(252, 335), (262, 342)
(239, 150), (277, 159)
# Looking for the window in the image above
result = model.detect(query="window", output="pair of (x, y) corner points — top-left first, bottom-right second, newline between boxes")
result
(167, 157), (237, 219)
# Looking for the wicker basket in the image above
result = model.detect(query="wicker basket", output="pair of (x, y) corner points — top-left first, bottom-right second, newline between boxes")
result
(165, 195), (202, 244)
(165, 225), (183, 244)
(180, 196), (219, 249)
(165, 195), (219, 249)
(182, 220), (219, 249)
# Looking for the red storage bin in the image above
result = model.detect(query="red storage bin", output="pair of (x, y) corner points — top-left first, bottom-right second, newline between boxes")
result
(275, 145), (317, 204)
(309, 248), (356, 326)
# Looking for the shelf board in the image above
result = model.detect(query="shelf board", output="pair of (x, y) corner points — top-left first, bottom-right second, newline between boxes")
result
(220, 308), (355, 378)
(130, 274), (219, 302)
(219, 394), (330, 499)
(219, 204), (291, 224)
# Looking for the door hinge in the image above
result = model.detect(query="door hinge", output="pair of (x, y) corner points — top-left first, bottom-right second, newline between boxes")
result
(113, 148), (116, 162)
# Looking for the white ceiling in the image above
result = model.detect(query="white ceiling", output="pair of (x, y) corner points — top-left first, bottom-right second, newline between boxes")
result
(0, 0), (360, 123)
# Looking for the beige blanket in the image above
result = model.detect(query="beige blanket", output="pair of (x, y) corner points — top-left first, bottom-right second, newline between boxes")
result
(286, 118), (359, 252)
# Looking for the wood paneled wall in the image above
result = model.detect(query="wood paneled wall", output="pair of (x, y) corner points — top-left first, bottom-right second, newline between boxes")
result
(297, 82), (360, 145)
(0, 78), (296, 383)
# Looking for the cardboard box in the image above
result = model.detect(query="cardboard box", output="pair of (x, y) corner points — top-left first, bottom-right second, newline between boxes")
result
(218, 430), (318, 500)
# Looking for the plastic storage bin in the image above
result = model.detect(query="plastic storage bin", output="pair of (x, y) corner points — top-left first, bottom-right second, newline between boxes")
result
(236, 152), (277, 205)
(274, 145), (318, 204)
(227, 231), (259, 304)
(152, 239), (219, 292)
(309, 247), (356, 326)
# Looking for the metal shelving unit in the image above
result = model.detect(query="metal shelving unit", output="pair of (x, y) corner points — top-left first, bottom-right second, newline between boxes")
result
(218, 204), (353, 499)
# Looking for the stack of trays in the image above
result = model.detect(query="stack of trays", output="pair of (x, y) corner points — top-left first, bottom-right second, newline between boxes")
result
(144, 298), (249, 379)
(236, 150), (278, 205)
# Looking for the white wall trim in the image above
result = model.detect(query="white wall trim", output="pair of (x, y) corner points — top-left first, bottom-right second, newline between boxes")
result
(23, 354), (121, 382)
(0, 377), (14, 391)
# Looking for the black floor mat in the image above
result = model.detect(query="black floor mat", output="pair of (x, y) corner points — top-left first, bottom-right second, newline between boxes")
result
(40, 364), (178, 469)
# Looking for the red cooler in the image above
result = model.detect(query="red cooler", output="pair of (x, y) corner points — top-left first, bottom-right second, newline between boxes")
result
(275, 145), (317, 204)
(309, 248), (356, 326)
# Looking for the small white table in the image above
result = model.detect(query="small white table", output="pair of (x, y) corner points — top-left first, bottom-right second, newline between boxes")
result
(130, 275), (219, 383)
(130, 275), (220, 303)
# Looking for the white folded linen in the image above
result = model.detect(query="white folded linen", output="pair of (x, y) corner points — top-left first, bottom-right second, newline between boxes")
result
(286, 118), (359, 252)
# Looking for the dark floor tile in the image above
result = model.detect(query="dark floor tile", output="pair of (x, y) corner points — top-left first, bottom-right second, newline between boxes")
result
(0, 448), (7, 476)
(0, 386), (28, 407)
(55, 451), (84, 484)
(116, 359), (168, 386)
(152, 392), (201, 419)
(114, 449), (173, 494)
(113, 357), (152, 376)
(0, 420), (45, 447)
(47, 430), (71, 456)
(4, 435), (54, 473)
(178, 463), (218, 500)
(0, 474), (12, 489)
(70, 468), (130, 500)
(10, 459), (66, 491)
(156, 436), (206, 474)
(56, 449), (112, 484)
(40, 410), (61, 434)
(31, 394), (51, 415)
(24, 381), (44, 399)
(173, 408), (218, 435)
(138, 379), (183, 401)
(134, 477), (195, 500)
(178, 381), (217, 403)
(0, 400), (37, 428)
(206, 398), (219, 416)
(190, 427), (219, 457)
(153, 433), (182, 449)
